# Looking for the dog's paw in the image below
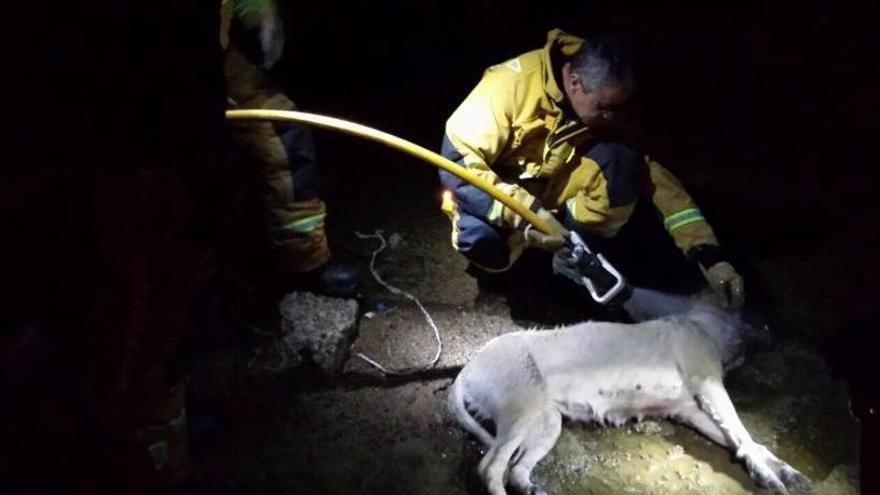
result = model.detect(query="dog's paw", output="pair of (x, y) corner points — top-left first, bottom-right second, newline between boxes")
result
(779, 465), (810, 491)
(741, 448), (787, 493)
(756, 470), (788, 494)
(756, 443), (811, 491)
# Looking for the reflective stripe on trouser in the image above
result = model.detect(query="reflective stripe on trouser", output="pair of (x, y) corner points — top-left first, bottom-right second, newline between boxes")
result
(443, 199), (524, 272)
(268, 198), (331, 274)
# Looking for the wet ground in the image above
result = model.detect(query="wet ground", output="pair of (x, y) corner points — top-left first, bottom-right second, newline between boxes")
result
(189, 140), (865, 494)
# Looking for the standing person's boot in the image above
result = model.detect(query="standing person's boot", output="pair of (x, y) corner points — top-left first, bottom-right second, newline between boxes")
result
(281, 258), (361, 298)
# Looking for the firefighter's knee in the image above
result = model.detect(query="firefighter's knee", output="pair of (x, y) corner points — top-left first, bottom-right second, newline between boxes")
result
(453, 214), (511, 271)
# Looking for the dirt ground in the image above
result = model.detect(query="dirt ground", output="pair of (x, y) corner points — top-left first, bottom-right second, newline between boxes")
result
(187, 141), (865, 494)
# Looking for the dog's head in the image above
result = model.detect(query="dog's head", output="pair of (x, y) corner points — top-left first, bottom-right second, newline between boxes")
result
(625, 288), (756, 370)
(623, 288), (693, 322)
(686, 295), (748, 370)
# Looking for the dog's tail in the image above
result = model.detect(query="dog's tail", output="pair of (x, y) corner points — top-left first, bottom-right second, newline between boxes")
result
(449, 376), (494, 446)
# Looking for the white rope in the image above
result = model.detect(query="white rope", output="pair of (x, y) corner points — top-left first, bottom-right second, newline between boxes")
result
(354, 230), (443, 375)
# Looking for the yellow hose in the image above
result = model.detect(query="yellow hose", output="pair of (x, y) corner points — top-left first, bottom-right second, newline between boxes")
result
(225, 109), (565, 236)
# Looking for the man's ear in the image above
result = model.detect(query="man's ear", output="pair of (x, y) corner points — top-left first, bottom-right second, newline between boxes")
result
(561, 62), (582, 94)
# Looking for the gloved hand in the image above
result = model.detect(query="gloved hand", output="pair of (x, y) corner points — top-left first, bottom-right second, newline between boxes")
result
(553, 239), (632, 305)
(701, 261), (745, 310)
(236, 0), (285, 69)
(551, 244), (581, 282)
(523, 208), (567, 251)
(255, 11), (284, 69)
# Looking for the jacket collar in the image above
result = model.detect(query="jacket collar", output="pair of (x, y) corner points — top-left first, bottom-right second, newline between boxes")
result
(542, 28), (585, 104)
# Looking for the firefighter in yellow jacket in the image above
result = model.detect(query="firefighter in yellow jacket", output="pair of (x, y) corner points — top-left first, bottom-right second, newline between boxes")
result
(440, 29), (744, 308)
(222, 0), (358, 295)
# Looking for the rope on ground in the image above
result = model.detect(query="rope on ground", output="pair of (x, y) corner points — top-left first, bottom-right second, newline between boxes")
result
(355, 230), (443, 375)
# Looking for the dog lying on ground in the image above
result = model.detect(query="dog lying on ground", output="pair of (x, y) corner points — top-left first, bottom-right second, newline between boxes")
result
(449, 289), (808, 495)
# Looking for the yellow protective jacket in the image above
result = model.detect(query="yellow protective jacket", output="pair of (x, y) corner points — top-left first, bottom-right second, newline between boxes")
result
(442, 29), (718, 255)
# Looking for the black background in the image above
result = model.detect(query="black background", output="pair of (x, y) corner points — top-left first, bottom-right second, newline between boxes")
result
(4, 0), (880, 491)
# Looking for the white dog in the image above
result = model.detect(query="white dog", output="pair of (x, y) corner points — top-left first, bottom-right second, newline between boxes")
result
(449, 289), (807, 495)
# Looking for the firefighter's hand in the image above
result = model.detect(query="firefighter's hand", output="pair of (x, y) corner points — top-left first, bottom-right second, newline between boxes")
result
(551, 245), (581, 282)
(523, 208), (567, 251)
(702, 261), (745, 310)
(256, 11), (284, 69)
(237, 3), (285, 69)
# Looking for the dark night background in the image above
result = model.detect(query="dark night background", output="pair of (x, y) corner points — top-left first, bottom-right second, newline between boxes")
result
(3, 0), (880, 493)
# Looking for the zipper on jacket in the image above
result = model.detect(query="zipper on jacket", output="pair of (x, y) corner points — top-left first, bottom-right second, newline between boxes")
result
(543, 119), (589, 163)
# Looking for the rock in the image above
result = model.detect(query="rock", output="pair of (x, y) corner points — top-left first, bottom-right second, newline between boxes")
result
(279, 291), (359, 374)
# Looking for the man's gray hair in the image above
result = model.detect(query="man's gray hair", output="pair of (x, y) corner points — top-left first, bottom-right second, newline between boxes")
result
(571, 36), (634, 93)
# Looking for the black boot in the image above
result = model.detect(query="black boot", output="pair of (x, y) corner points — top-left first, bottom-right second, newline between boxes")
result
(285, 260), (360, 298)
(315, 261), (360, 297)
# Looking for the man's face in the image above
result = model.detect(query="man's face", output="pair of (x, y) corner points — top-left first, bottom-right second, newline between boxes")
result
(563, 63), (632, 132)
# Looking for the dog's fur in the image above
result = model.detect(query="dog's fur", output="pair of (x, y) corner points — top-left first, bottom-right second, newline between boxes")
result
(449, 289), (807, 495)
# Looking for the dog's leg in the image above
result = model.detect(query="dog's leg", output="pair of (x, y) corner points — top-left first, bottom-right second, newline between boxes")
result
(693, 378), (808, 493)
(679, 403), (807, 491)
(478, 410), (545, 495)
(508, 407), (562, 495)
(477, 443), (511, 495)
(676, 402), (729, 446)
(478, 435), (523, 495)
